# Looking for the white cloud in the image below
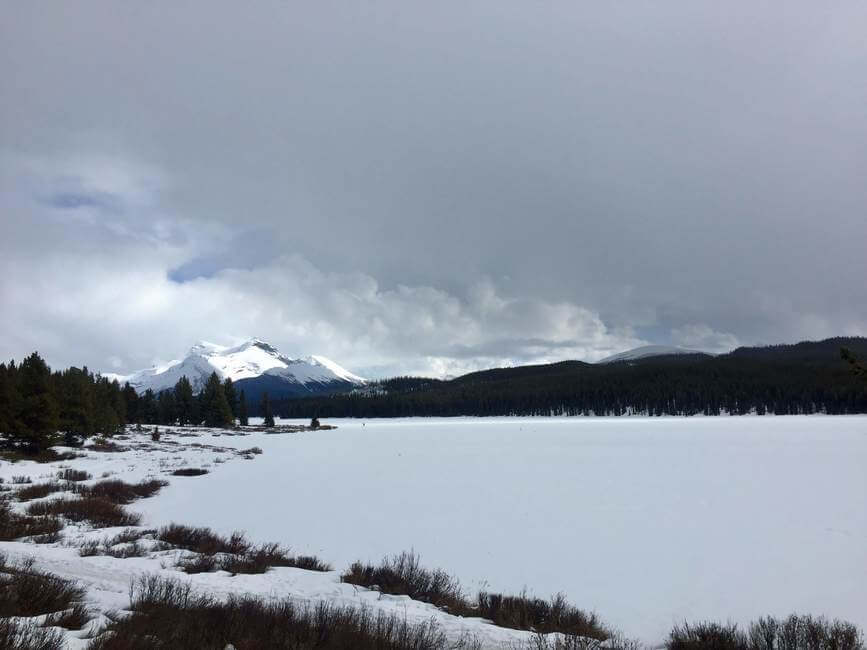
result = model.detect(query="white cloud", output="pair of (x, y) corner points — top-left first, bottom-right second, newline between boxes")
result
(0, 239), (647, 377)
(670, 323), (740, 354)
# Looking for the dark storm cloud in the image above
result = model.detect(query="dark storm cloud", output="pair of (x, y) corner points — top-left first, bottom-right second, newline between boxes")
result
(1, 2), (866, 375)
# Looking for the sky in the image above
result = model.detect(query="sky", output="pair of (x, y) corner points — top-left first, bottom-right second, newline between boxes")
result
(2, 2), (866, 379)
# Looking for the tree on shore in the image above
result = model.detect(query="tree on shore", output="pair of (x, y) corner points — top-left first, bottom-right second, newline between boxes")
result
(238, 390), (249, 426)
(57, 366), (94, 444)
(0, 362), (22, 441)
(16, 352), (60, 452)
(157, 390), (176, 426)
(841, 347), (866, 379)
(223, 377), (237, 420)
(174, 376), (195, 425)
(201, 372), (233, 427)
(260, 392), (275, 428)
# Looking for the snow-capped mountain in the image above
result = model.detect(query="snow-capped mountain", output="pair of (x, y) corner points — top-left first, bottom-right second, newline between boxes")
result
(597, 345), (710, 364)
(107, 339), (365, 399)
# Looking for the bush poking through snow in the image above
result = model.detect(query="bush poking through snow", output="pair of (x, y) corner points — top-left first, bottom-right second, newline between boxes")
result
(15, 482), (65, 502)
(0, 448), (84, 464)
(526, 632), (640, 650)
(57, 469), (92, 482)
(26, 496), (141, 527)
(342, 552), (613, 638)
(342, 551), (469, 614)
(11, 476), (31, 485)
(78, 479), (168, 504)
(477, 591), (609, 640)
(0, 617), (65, 650)
(0, 501), (64, 541)
(667, 615), (865, 650)
(77, 540), (101, 557)
(107, 528), (155, 546)
(87, 440), (127, 453)
(76, 529), (155, 558)
(668, 621), (751, 650)
(85, 575), (452, 650)
(171, 468), (209, 477)
(0, 555), (86, 619)
(291, 555), (334, 572)
(157, 524), (250, 555)
(42, 602), (93, 631)
(32, 529), (62, 544)
(156, 524), (332, 574)
(176, 553), (218, 574)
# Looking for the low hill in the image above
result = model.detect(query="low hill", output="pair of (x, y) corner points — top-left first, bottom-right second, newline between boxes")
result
(272, 337), (867, 418)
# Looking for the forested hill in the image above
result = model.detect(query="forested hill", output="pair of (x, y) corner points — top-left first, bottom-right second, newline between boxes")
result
(273, 337), (867, 418)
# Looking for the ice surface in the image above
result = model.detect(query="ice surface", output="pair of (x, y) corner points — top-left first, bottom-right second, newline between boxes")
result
(138, 416), (867, 642)
(2, 416), (865, 646)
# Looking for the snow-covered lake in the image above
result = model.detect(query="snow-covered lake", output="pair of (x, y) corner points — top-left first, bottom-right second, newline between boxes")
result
(138, 416), (867, 643)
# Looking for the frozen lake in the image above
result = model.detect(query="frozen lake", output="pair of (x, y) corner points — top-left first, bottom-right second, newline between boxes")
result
(138, 416), (867, 643)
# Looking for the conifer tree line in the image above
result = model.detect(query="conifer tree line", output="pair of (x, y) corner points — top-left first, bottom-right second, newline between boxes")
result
(274, 340), (867, 419)
(0, 352), (256, 454)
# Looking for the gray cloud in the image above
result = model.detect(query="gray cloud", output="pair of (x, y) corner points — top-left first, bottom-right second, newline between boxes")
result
(1, 2), (866, 377)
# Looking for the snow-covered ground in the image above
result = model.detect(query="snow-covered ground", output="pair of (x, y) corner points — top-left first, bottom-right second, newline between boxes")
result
(3, 416), (866, 646)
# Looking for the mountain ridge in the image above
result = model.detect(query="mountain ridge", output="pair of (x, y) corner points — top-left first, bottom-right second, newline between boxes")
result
(105, 339), (365, 398)
(597, 344), (712, 364)
(272, 336), (867, 418)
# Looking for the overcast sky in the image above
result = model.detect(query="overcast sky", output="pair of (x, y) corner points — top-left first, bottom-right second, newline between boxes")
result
(2, 2), (866, 378)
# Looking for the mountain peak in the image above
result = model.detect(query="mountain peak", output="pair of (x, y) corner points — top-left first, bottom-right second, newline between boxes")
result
(597, 344), (710, 364)
(112, 339), (365, 395)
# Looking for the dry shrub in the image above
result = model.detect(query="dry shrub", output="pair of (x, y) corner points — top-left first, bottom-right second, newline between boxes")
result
(80, 479), (168, 504)
(88, 440), (127, 453)
(57, 469), (92, 482)
(157, 524), (250, 555)
(85, 575), (450, 649)
(43, 602), (93, 630)
(668, 616), (864, 650)
(342, 551), (468, 614)
(478, 591), (608, 639)
(26, 496), (141, 527)
(0, 501), (64, 541)
(0, 555), (85, 619)
(16, 482), (66, 502)
(171, 468), (208, 477)
(158, 525), (331, 575)
(0, 617), (65, 650)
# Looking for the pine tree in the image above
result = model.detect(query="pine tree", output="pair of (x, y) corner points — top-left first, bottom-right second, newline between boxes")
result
(238, 389), (249, 426)
(93, 376), (123, 435)
(0, 362), (22, 442)
(58, 367), (94, 444)
(157, 390), (176, 426)
(122, 382), (139, 424)
(261, 392), (275, 428)
(223, 377), (237, 419)
(201, 372), (233, 428)
(16, 352), (60, 453)
(139, 389), (159, 424)
(110, 379), (126, 426)
(841, 347), (867, 378)
(174, 376), (195, 426)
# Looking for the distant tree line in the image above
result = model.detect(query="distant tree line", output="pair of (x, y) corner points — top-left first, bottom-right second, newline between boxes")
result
(3, 338), (866, 453)
(272, 338), (867, 419)
(0, 352), (279, 455)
